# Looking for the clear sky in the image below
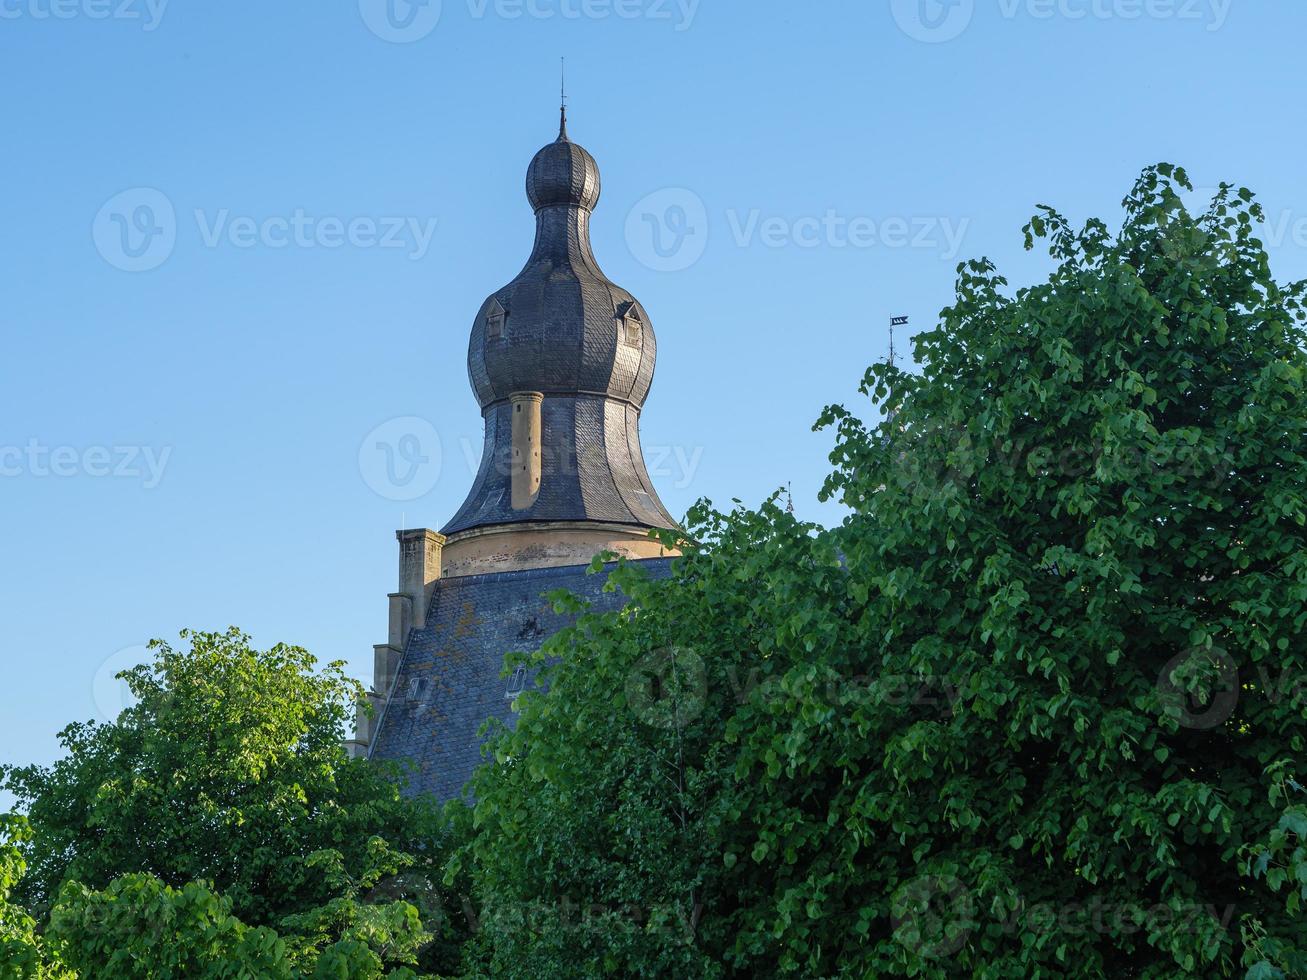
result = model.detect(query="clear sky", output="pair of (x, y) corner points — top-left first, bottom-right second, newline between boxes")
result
(3, 1), (1305, 793)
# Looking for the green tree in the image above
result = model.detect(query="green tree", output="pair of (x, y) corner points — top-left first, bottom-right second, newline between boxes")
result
(461, 164), (1307, 977)
(48, 875), (295, 979)
(1239, 761), (1307, 977)
(45, 842), (438, 978)
(276, 836), (437, 974)
(1, 628), (462, 972)
(0, 816), (69, 979)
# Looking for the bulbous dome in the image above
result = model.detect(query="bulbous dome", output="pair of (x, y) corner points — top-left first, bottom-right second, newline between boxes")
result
(466, 118), (656, 412)
(525, 133), (601, 212)
(445, 113), (675, 538)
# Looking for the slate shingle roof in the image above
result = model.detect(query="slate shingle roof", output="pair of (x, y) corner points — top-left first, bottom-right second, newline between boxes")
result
(369, 558), (675, 802)
(446, 120), (676, 537)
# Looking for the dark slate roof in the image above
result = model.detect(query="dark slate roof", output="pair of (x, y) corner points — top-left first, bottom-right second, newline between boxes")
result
(445, 122), (676, 537)
(526, 130), (600, 213)
(442, 393), (676, 533)
(369, 558), (675, 802)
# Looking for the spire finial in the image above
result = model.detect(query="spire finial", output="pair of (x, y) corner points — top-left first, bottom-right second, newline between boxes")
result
(558, 57), (569, 142)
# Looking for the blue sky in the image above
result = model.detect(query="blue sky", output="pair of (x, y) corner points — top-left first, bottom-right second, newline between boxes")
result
(3, 0), (1305, 790)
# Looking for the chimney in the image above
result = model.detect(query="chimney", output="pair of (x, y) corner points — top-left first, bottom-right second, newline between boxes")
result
(346, 528), (445, 759)
(397, 528), (445, 629)
(509, 391), (544, 511)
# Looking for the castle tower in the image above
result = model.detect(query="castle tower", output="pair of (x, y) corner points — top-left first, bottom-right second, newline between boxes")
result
(439, 107), (678, 576)
(350, 113), (680, 798)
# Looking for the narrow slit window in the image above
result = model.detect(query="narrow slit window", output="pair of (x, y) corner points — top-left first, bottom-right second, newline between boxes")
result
(505, 665), (527, 701)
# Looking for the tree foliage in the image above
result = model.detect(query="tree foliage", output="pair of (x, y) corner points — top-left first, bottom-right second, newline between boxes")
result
(0, 817), (70, 979)
(48, 875), (295, 978)
(459, 164), (1307, 977)
(2, 628), (442, 925)
(45, 840), (438, 978)
(1, 628), (462, 977)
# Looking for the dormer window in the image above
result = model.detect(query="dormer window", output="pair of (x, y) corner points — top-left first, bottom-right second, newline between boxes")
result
(505, 665), (527, 701)
(616, 302), (643, 347)
(486, 301), (508, 341)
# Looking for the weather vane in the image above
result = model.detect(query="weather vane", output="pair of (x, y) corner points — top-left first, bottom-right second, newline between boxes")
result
(889, 315), (909, 369)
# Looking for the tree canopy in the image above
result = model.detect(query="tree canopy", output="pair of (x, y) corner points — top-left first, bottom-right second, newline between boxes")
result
(1, 628), (463, 977)
(457, 164), (1307, 978)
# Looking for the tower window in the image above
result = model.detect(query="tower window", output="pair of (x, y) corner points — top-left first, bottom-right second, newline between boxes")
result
(486, 300), (508, 340)
(616, 302), (643, 347)
(505, 665), (527, 700)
